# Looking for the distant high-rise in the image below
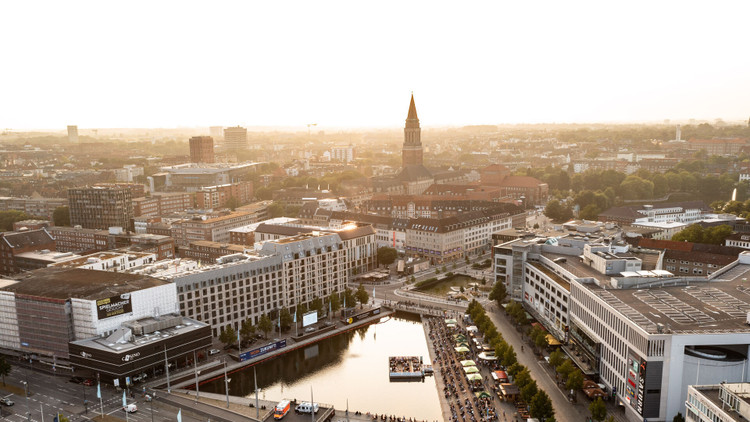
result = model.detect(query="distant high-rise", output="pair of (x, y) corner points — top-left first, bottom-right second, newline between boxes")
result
(676, 124), (681, 142)
(209, 126), (223, 140)
(189, 136), (215, 163)
(223, 126), (248, 151)
(402, 94), (423, 168)
(67, 125), (79, 143)
(68, 186), (134, 230)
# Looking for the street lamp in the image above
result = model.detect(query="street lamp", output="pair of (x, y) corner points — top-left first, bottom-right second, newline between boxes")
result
(21, 381), (30, 422)
(223, 360), (231, 408)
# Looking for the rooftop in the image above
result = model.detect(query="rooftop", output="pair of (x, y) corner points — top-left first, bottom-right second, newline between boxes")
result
(2, 267), (169, 300)
(581, 264), (750, 334)
(70, 315), (209, 354)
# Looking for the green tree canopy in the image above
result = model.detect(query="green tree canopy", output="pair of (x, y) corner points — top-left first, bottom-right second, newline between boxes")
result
(0, 210), (31, 231)
(489, 281), (507, 306)
(257, 314), (273, 338)
(279, 308), (293, 331)
(239, 319), (256, 341)
(544, 200), (573, 222)
(328, 292), (341, 313)
(219, 325), (237, 348)
(355, 284), (369, 308)
(549, 348), (565, 370)
(529, 390), (555, 420)
(566, 369), (584, 391)
(589, 397), (607, 422)
(377, 247), (398, 267)
(343, 288), (356, 309)
(556, 359), (575, 381)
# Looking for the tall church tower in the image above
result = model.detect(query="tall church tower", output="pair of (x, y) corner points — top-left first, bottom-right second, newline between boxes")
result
(402, 94), (423, 168)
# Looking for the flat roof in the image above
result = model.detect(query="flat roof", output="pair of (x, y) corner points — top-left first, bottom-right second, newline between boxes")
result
(70, 315), (209, 354)
(2, 267), (169, 300)
(528, 261), (570, 292)
(582, 263), (750, 334)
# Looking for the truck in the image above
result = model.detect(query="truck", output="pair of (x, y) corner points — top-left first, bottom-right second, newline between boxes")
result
(273, 400), (291, 420)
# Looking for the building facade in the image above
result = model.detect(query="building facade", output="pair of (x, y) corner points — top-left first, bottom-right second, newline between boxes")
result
(189, 136), (215, 164)
(223, 126), (248, 150)
(68, 186), (134, 230)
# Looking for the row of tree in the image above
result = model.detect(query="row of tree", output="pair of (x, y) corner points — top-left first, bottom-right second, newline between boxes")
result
(218, 286), (370, 348)
(466, 300), (555, 421)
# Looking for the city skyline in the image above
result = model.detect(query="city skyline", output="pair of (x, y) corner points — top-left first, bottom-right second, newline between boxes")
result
(2, 1), (749, 130)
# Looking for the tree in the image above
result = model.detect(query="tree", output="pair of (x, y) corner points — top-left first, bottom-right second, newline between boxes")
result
(268, 202), (285, 218)
(219, 325), (237, 348)
(255, 187), (273, 200)
(589, 397), (607, 422)
(520, 381), (538, 403)
(224, 196), (241, 211)
(556, 359), (575, 381)
(310, 297), (324, 314)
(355, 284), (369, 308)
(503, 347), (517, 368)
(295, 303), (309, 321)
(257, 314), (273, 338)
(566, 369), (584, 391)
(0, 210), (31, 231)
(673, 412), (685, 422)
(239, 319), (256, 342)
(0, 356), (11, 386)
(534, 329), (549, 351)
(548, 349), (565, 370)
(343, 288), (356, 309)
(489, 281), (507, 306)
(544, 200), (573, 222)
(377, 247), (398, 267)
(52, 206), (70, 226)
(529, 390), (555, 420)
(579, 204), (602, 221)
(619, 175), (654, 200)
(328, 292), (341, 313)
(279, 308), (293, 331)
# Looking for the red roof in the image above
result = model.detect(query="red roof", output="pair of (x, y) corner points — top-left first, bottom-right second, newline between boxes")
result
(499, 175), (546, 188)
(637, 238), (694, 252)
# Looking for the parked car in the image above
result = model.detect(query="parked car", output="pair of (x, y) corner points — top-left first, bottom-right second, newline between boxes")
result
(0, 398), (14, 406)
(209, 348), (221, 355)
(69, 376), (84, 384)
(83, 379), (95, 386)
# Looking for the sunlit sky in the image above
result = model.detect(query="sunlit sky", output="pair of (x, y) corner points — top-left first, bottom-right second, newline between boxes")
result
(2, 1), (749, 130)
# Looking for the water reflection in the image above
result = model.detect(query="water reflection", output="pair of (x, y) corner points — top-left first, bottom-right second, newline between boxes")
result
(202, 312), (441, 420)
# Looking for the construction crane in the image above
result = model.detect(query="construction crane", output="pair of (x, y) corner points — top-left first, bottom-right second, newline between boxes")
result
(307, 123), (317, 136)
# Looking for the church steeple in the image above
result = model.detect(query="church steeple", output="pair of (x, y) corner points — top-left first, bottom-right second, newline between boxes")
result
(402, 94), (423, 167)
(407, 93), (418, 120)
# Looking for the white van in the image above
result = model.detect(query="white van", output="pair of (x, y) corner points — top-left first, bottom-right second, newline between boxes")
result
(123, 404), (138, 413)
(295, 402), (319, 414)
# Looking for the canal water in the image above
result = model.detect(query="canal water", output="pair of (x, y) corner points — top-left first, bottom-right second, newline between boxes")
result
(202, 312), (442, 420)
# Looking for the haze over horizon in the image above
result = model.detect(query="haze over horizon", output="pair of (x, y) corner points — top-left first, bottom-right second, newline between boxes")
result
(2, 0), (749, 130)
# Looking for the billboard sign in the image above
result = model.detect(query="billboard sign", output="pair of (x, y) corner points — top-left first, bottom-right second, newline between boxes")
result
(96, 294), (133, 320)
(302, 311), (318, 327)
(239, 339), (287, 362)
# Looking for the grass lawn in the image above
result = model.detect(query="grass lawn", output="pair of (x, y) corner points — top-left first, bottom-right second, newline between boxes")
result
(415, 274), (488, 296)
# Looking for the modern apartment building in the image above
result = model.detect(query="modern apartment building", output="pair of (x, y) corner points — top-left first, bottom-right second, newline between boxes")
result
(195, 182), (254, 209)
(68, 186), (134, 230)
(189, 136), (215, 164)
(223, 126), (248, 150)
(170, 211), (257, 247)
(132, 232), (353, 338)
(132, 192), (194, 217)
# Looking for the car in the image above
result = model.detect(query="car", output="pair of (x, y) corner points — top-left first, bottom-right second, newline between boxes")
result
(69, 376), (84, 384)
(123, 404), (137, 413)
(0, 398), (14, 406)
(82, 379), (95, 386)
(208, 348), (221, 355)
(304, 327), (316, 333)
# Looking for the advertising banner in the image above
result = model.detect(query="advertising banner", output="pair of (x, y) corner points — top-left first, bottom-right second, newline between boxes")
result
(239, 339), (287, 362)
(302, 311), (318, 327)
(96, 294), (133, 320)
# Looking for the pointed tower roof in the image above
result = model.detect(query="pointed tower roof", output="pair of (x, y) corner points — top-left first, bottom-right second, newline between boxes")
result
(407, 94), (418, 120)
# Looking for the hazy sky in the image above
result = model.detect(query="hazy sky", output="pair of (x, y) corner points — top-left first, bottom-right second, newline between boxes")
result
(2, 1), (749, 130)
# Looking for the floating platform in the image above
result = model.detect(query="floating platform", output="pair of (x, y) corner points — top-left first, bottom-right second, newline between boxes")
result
(389, 356), (424, 381)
